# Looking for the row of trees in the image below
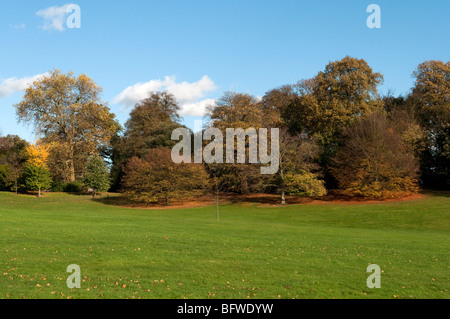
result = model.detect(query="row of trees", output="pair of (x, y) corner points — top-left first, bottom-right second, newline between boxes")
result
(117, 57), (449, 203)
(0, 136), (109, 197)
(0, 57), (448, 203)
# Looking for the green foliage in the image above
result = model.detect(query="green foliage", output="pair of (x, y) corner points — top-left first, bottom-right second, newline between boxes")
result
(83, 155), (111, 195)
(118, 91), (182, 157)
(50, 180), (65, 192)
(0, 135), (28, 163)
(50, 180), (86, 193)
(63, 181), (85, 193)
(19, 164), (52, 196)
(0, 165), (9, 190)
(0, 135), (28, 192)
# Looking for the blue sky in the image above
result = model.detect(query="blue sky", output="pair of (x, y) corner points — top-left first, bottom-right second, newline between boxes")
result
(0, 0), (449, 141)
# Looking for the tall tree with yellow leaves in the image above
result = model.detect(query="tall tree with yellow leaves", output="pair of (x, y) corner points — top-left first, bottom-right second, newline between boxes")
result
(15, 70), (121, 182)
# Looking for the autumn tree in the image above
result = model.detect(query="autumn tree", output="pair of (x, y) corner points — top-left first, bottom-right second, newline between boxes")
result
(282, 56), (384, 168)
(206, 92), (265, 194)
(208, 92), (264, 131)
(18, 141), (53, 197)
(83, 154), (111, 198)
(267, 129), (326, 204)
(45, 142), (74, 182)
(122, 148), (208, 205)
(25, 141), (49, 168)
(110, 91), (185, 191)
(116, 91), (181, 158)
(409, 60), (450, 188)
(14, 70), (121, 182)
(383, 94), (426, 159)
(0, 135), (28, 194)
(331, 112), (419, 198)
(257, 86), (326, 202)
(259, 85), (298, 128)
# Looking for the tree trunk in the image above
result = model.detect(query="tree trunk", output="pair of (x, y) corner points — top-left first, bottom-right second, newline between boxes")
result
(69, 160), (76, 182)
(38, 188), (41, 198)
(15, 179), (18, 195)
(241, 174), (249, 195)
(69, 127), (76, 182)
(216, 188), (219, 221)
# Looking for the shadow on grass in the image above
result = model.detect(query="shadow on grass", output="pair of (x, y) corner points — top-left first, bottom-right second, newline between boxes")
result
(420, 189), (450, 197)
(93, 193), (215, 209)
(93, 194), (133, 206)
(3, 190), (91, 198)
(92, 192), (316, 208)
(91, 189), (450, 209)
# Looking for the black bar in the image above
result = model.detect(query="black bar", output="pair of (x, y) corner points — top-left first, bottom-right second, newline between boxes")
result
(1, 299), (447, 317)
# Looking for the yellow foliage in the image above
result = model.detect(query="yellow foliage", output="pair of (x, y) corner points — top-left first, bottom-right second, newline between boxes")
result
(26, 141), (50, 168)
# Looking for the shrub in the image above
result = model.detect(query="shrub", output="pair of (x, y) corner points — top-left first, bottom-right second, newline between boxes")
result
(0, 165), (9, 191)
(63, 181), (85, 193)
(50, 180), (65, 192)
(284, 171), (327, 197)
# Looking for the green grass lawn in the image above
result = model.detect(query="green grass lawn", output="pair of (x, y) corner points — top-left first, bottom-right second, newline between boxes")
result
(0, 191), (448, 299)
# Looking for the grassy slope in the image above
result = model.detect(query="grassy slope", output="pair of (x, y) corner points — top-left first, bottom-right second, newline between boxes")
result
(0, 191), (448, 299)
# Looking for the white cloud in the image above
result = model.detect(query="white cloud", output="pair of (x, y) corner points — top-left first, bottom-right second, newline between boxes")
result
(181, 98), (217, 116)
(113, 75), (217, 116)
(0, 73), (48, 98)
(36, 4), (71, 31)
(11, 23), (26, 30)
